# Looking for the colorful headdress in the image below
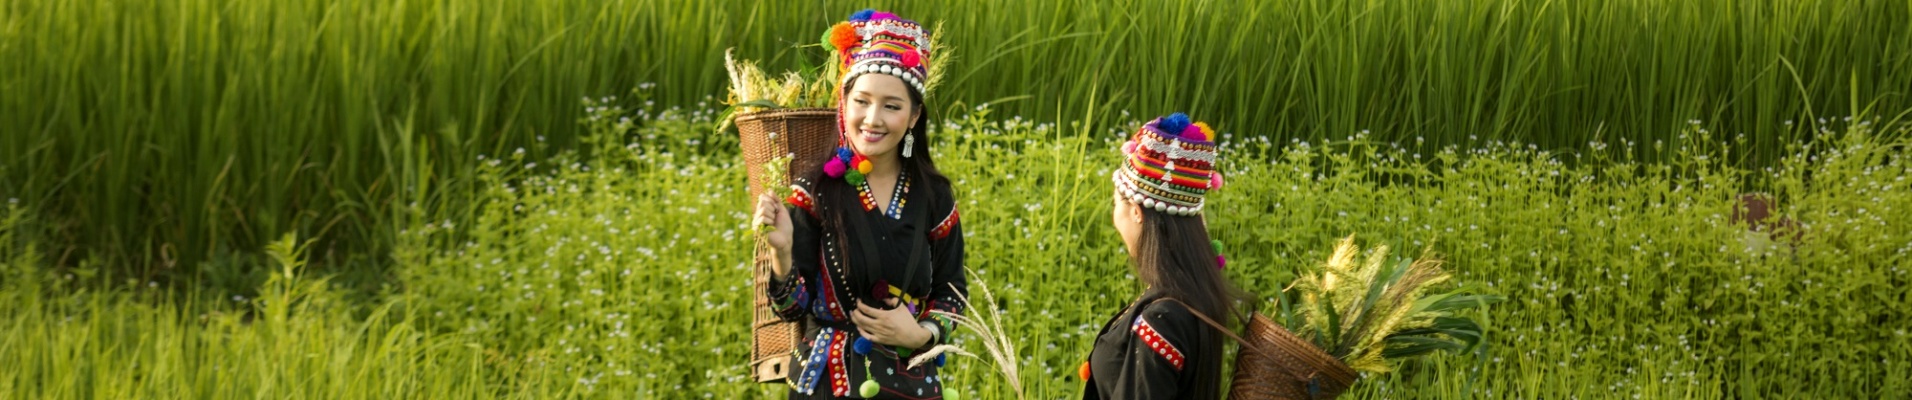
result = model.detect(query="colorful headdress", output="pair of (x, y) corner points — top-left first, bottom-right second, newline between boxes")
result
(818, 9), (935, 185)
(1114, 113), (1224, 216)
(822, 9), (932, 96)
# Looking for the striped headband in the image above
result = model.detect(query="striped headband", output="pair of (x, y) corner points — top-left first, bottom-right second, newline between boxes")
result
(1114, 113), (1225, 216)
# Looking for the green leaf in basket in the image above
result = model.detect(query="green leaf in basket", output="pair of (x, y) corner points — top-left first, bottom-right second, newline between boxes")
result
(1418, 293), (1506, 314)
(1380, 336), (1469, 358)
(737, 99), (783, 109)
(1388, 316), (1484, 346)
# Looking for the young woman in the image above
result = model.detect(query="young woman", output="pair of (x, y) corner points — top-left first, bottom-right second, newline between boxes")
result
(755, 10), (966, 400)
(1081, 113), (1249, 399)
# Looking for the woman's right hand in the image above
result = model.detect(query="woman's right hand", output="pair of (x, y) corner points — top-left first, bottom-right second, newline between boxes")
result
(755, 193), (795, 275)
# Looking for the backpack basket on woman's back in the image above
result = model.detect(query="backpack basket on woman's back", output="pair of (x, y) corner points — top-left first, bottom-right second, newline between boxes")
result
(736, 108), (838, 382)
(1167, 299), (1359, 399)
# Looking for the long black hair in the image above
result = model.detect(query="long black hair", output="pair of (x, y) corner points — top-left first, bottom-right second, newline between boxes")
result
(1131, 207), (1250, 399)
(802, 74), (947, 307)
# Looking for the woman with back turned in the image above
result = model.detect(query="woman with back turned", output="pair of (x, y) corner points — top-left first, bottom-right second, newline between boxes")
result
(1080, 113), (1249, 400)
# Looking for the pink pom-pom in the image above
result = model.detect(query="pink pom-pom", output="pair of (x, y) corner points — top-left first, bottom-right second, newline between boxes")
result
(871, 12), (898, 21)
(900, 51), (921, 68)
(1216, 255), (1227, 270)
(1209, 172), (1225, 189)
(1121, 140), (1138, 155)
(1185, 122), (1212, 141)
(824, 158), (847, 178)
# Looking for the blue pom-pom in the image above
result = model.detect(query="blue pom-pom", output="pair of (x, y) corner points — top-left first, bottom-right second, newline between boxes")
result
(1158, 113), (1192, 135)
(853, 337), (873, 355)
(837, 147), (854, 160)
(935, 353), (946, 367)
(850, 9), (876, 22)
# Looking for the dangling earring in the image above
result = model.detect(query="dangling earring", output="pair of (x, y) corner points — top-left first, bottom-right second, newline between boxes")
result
(902, 132), (915, 158)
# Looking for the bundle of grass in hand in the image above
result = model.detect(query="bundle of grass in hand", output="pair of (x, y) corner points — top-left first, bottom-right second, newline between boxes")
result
(1277, 234), (1503, 373)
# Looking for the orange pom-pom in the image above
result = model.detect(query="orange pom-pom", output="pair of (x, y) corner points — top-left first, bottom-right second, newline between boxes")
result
(829, 23), (860, 53)
(856, 159), (873, 174)
(1078, 361), (1092, 381)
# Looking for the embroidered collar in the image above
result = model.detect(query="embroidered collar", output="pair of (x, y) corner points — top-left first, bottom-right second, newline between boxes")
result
(856, 171), (910, 219)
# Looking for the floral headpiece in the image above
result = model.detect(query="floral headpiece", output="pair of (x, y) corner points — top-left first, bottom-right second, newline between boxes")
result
(1114, 113), (1224, 216)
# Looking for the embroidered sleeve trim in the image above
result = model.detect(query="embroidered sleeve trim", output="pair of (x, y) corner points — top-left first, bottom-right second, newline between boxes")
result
(924, 299), (963, 342)
(929, 207), (959, 240)
(770, 275), (807, 315)
(1131, 316), (1185, 371)
(786, 184), (817, 217)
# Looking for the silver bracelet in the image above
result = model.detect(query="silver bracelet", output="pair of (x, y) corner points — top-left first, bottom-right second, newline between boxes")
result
(918, 320), (942, 346)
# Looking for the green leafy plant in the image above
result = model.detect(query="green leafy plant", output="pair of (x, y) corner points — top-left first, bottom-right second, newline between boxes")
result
(1278, 235), (1504, 373)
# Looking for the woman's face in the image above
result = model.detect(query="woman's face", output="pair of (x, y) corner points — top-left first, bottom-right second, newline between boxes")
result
(841, 73), (920, 160)
(1112, 188), (1142, 255)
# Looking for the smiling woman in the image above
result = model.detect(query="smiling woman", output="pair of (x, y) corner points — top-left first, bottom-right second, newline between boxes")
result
(752, 9), (968, 400)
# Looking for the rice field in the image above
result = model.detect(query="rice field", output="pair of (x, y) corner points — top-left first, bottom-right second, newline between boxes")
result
(3, 0), (1912, 398)
(6, 102), (1910, 398)
(4, 0), (1909, 281)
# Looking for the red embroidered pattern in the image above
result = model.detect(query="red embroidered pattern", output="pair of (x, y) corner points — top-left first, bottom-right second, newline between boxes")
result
(929, 208), (959, 240)
(818, 256), (847, 321)
(829, 330), (849, 396)
(787, 185), (818, 216)
(855, 180), (879, 211)
(1132, 316), (1185, 371)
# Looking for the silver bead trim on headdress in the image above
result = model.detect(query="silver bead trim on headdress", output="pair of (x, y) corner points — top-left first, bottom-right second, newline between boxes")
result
(841, 59), (927, 94)
(1112, 169), (1204, 216)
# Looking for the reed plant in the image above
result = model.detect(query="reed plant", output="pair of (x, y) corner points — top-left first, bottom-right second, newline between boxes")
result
(6, 0), (1908, 285)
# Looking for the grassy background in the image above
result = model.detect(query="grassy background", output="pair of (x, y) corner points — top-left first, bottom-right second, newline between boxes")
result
(3, 0), (1910, 286)
(3, 0), (1910, 397)
(6, 105), (1906, 398)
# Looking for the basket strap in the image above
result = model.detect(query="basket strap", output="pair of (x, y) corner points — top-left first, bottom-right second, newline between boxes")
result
(1156, 297), (1312, 383)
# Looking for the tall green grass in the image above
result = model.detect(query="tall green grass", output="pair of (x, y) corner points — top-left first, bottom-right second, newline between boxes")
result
(4, 0), (1909, 285)
(4, 102), (1908, 397)
(0, 226), (514, 398)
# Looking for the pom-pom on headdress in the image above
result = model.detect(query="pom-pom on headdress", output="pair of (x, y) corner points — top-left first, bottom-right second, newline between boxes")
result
(821, 9), (933, 96)
(818, 9), (937, 184)
(1114, 112), (1223, 216)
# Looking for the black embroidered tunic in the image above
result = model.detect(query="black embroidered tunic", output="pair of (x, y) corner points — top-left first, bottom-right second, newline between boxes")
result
(768, 169), (967, 400)
(1082, 291), (1207, 400)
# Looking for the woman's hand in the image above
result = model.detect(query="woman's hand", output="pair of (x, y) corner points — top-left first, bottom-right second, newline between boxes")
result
(853, 298), (933, 348)
(754, 193), (794, 276)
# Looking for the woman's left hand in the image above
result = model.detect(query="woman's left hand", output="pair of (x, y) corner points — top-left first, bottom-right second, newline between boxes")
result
(852, 298), (932, 348)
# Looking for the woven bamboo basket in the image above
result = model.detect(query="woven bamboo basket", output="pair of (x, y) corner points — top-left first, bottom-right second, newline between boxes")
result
(1227, 314), (1359, 399)
(736, 107), (839, 383)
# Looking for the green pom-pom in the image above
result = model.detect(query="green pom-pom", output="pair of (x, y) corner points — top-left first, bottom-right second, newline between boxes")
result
(944, 389), (959, 400)
(859, 380), (881, 397)
(821, 29), (836, 51)
(846, 170), (866, 186)
(1210, 239), (1225, 254)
